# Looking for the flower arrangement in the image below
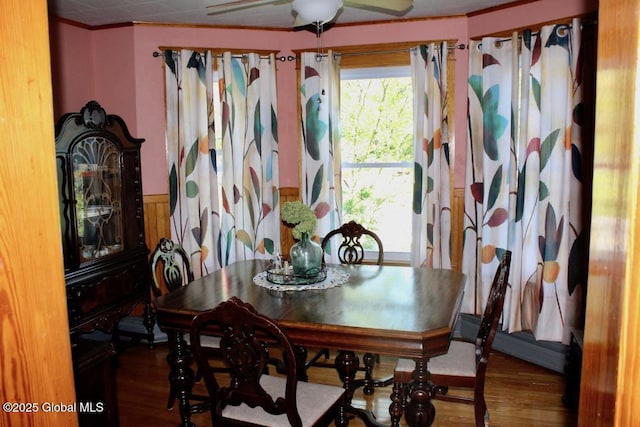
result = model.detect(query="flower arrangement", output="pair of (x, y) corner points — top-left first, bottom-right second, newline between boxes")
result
(281, 201), (317, 240)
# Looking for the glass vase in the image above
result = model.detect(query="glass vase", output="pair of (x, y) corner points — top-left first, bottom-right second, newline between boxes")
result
(289, 232), (323, 277)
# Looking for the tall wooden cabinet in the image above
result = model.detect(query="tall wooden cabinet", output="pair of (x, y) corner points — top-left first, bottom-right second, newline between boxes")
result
(55, 100), (154, 340)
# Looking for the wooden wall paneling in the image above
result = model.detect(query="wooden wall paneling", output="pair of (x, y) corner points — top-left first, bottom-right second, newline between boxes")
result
(143, 194), (171, 251)
(451, 188), (465, 272)
(581, 0), (640, 424)
(141, 191), (303, 261)
(0, 0), (77, 425)
(279, 187), (300, 259)
(130, 194), (171, 317)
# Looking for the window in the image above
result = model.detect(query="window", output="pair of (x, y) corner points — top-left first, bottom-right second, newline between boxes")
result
(340, 66), (413, 262)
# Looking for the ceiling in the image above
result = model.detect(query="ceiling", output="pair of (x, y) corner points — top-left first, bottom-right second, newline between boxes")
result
(49, 0), (524, 28)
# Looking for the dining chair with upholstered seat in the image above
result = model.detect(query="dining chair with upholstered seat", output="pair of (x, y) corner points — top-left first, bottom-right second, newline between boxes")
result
(190, 296), (346, 427)
(391, 250), (512, 427)
(303, 221), (391, 395)
(149, 237), (220, 411)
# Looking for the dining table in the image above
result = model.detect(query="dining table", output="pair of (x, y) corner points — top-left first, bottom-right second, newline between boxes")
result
(154, 259), (466, 427)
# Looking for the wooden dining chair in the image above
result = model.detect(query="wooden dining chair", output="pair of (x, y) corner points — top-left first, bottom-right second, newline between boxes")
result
(391, 250), (512, 427)
(150, 237), (195, 296)
(149, 237), (219, 412)
(190, 296), (346, 427)
(321, 220), (384, 265)
(304, 221), (391, 395)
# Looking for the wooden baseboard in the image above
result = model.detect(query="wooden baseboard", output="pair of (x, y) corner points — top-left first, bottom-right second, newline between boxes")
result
(458, 314), (568, 373)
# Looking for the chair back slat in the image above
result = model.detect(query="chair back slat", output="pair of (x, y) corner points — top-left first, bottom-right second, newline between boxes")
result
(321, 221), (384, 265)
(149, 238), (194, 296)
(190, 297), (304, 427)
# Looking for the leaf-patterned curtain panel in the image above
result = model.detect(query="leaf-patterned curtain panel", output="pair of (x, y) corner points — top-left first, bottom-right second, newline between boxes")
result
(299, 52), (341, 261)
(410, 43), (452, 268)
(218, 52), (280, 266)
(462, 19), (587, 344)
(164, 50), (279, 277)
(164, 49), (220, 278)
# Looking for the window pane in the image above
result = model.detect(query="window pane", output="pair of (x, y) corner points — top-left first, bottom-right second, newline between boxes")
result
(340, 78), (413, 164)
(342, 167), (412, 253)
(340, 68), (414, 258)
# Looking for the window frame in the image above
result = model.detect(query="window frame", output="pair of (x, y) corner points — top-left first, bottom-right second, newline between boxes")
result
(340, 65), (414, 262)
(294, 41), (457, 265)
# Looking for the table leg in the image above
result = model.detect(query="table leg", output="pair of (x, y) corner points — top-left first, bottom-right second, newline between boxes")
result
(404, 357), (436, 427)
(335, 351), (389, 427)
(166, 331), (195, 427)
(389, 379), (405, 427)
(335, 350), (359, 426)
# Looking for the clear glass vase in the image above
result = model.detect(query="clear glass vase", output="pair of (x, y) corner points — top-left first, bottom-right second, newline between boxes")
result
(289, 232), (323, 277)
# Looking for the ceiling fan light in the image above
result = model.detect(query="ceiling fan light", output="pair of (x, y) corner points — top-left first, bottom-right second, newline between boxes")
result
(292, 0), (343, 24)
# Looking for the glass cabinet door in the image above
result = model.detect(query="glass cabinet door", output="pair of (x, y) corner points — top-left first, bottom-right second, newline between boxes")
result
(72, 136), (124, 262)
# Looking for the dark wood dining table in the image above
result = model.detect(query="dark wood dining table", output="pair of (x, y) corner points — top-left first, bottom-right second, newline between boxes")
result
(154, 259), (466, 427)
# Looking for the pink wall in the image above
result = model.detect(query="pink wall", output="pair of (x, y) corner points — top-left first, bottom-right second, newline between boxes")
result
(50, 24), (138, 144)
(468, 0), (598, 38)
(50, 0), (597, 194)
(92, 27), (138, 131)
(49, 22), (94, 118)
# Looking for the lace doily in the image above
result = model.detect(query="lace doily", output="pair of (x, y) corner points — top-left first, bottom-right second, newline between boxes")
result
(253, 267), (350, 292)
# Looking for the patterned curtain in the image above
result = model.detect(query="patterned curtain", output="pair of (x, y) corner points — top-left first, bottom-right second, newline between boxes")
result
(218, 52), (280, 266)
(410, 43), (452, 268)
(299, 52), (341, 260)
(462, 19), (586, 343)
(164, 49), (220, 278)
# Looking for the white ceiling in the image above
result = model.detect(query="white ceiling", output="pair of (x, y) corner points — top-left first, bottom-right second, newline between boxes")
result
(49, 0), (523, 28)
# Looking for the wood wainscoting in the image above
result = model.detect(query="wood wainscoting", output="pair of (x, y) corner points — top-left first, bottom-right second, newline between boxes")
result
(451, 187), (464, 272)
(143, 194), (171, 252)
(142, 188), (302, 260)
(279, 187), (300, 259)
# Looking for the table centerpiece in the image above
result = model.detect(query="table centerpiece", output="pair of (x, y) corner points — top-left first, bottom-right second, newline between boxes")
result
(281, 201), (323, 278)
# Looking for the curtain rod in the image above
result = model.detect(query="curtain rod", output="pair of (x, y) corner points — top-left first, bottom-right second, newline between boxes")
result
(153, 42), (467, 63)
(337, 44), (467, 57)
(470, 17), (596, 42)
(472, 20), (594, 47)
(304, 43), (465, 61)
(152, 50), (296, 62)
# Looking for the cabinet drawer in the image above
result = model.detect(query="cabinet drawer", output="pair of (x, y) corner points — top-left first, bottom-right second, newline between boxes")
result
(67, 258), (148, 330)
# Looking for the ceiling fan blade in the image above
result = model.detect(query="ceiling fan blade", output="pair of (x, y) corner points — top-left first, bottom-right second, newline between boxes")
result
(345, 0), (413, 13)
(206, 0), (280, 16)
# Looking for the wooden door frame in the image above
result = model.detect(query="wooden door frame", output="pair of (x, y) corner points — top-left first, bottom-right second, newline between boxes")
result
(0, 1), (77, 425)
(581, 0), (640, 425)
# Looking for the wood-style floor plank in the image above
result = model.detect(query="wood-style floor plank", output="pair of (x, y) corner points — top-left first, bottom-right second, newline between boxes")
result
(115, 343), (577, 426)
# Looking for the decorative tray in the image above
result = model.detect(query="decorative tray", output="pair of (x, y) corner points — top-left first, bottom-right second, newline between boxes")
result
(266, 265), (328, 285)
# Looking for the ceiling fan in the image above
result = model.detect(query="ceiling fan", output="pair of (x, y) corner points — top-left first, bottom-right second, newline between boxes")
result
(206, 0), (413, 31)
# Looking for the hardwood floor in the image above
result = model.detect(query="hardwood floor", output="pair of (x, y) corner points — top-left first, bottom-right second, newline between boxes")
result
(115, 342), (577, 427)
